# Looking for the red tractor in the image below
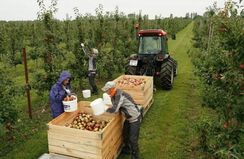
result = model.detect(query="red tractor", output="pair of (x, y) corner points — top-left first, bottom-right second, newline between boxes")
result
(125, 29), (177, 90)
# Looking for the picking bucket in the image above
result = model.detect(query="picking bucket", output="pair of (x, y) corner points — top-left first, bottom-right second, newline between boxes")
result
(82, 89), (91, 98)
(103, 93), (112, 105)
(62, 95), (77, 112)
(90, 98), (105, 115)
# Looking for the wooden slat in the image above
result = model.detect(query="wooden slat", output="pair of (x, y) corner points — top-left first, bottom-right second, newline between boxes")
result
(101, 114), (123, 158)
(39, 153), (77, 159)
(102, 114), (122, 141)
(48, 125), (103, 140)
(123, 91), (152, 103)
(48, 138), (102, 154)
(103, 137), (122, 159)
(48, 131), (102, 147)
(123, 90), (145, 96)
(102, 131), (122, 158)
(102, 118), (123, 156)
(48, 111), (79, 126)
(102, 120), (122, 158)
(142, 95), (153, 108)
(49, 145), (101, 159)
(143, 98), (154, 116)
(122, 81), (152, 99)
(133, 92), (152, 105)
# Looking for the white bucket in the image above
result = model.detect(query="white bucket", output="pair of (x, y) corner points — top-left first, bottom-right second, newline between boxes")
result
(62, 95), (77, 112)
(90, 98), (105, 115)
(82, 89), (91, 98)
(103, 93), (112, 105)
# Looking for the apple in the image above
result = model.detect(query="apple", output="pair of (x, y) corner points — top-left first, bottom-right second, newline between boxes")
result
(66, 112), (110, 131)
(240, 64), (244, 69)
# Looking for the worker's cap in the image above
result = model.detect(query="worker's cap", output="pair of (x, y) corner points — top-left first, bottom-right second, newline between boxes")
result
(102, 81), (116, 92)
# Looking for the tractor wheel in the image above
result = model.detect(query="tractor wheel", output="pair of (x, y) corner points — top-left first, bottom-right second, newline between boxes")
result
(168, 57), (177, 77)
(125, 65), (137, 75)
(159, 60), (174, 90)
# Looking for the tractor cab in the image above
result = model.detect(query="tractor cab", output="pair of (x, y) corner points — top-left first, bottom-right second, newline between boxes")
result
(128, 29), (170, 67)
(138, 29), (168, 55)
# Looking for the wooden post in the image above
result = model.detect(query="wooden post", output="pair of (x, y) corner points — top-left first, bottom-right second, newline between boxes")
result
(23, 48), (32, 119)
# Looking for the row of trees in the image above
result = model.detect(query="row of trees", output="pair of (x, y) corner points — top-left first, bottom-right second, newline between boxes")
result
(0, 5), (192, 92)
(191, 1), (244, 158)
(0, 1), (191, 131)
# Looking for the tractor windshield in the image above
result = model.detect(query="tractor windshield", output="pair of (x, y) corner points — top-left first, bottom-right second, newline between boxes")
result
(138, 36), (162, 54)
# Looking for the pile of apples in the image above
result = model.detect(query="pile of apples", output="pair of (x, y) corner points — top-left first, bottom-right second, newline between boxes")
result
(117, 77), (146, 88)
(63, 95), (76, 101)
(65, 112), (109, 132)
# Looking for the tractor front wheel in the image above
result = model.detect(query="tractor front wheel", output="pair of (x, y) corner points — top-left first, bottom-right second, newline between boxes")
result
(159, 61), (174, 90)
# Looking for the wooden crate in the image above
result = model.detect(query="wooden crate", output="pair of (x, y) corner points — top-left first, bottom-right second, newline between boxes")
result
(113, 75), (153, 108)
(142, 98), (154, 116)
(47, 101), (123, 159)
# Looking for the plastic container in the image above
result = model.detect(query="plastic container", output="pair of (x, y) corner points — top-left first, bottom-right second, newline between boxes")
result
(62, 95), (77, 112)
(90, 98), (106, 115)
(103, 93), (112, 105)
(82, 89), (91, 98)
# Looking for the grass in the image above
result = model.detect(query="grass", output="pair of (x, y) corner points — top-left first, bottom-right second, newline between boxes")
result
(3, 131), (48, 159)
(1, 22), (212, 159)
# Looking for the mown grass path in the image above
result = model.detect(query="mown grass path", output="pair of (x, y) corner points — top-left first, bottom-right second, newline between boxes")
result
(119, 22), (204, 159)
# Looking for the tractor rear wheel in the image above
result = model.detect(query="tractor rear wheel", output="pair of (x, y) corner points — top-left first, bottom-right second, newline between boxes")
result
(159, 60), (174, 90)
(169, 57), (177, 77)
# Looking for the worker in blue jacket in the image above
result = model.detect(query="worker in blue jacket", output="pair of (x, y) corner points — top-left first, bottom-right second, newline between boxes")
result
(49, 71), (71, 118)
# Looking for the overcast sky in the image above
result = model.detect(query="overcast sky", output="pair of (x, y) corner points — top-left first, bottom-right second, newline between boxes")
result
(0, 0), (228, 21)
